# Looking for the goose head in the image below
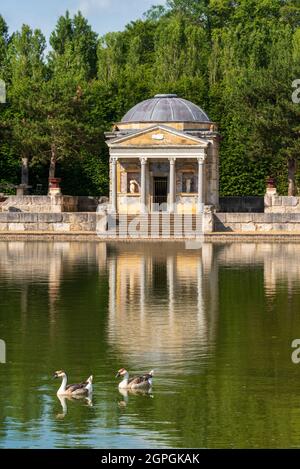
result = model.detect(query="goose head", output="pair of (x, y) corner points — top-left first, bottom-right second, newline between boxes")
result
(116, 368), (128, 379)
(53, 370), (66, 379)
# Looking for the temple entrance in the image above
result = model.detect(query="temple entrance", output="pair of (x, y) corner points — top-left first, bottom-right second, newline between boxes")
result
(153, 177), (168, 211)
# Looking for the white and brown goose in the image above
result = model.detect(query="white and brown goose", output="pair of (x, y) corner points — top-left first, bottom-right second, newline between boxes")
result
(116, 368), (154, 390)
(53, 370), (93, 397)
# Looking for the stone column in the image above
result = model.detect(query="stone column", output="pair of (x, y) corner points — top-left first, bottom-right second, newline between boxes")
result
(140, 157), (148, 213)
(110, 157), (118, 214)
(169, 157), (176, 213)
(198, 158), (205, 213)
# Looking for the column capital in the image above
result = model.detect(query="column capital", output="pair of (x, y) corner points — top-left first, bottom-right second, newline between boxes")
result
(139, 156), (148, 165)
(169, 157), (176, 164)
(197, 157), (205, 165)
(110, 156), (118, 164)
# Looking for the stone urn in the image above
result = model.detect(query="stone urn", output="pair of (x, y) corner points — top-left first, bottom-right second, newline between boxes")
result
(49, 178), (62, 196)
(266, 176), (277, 196)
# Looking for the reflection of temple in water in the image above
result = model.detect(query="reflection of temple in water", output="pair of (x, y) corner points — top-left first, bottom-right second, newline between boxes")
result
(2, 241), (300, 361)
(107, 243), (219, 367)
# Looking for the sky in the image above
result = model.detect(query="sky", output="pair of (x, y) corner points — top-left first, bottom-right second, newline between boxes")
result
(1, 0), (166, 40)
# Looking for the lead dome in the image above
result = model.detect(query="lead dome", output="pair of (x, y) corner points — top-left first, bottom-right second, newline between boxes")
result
(121, 94), (211, 123)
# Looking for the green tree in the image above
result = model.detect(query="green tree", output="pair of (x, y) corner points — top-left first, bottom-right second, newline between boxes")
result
(0, 15), (9, 77)
(3, 25), (46, 187)
(2, 2), (300, 197)
(49, 11), (98, 80)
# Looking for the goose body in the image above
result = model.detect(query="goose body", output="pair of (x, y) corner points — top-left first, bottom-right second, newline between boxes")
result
(53, 370), (93, 396)
(116, 368), (154, 390)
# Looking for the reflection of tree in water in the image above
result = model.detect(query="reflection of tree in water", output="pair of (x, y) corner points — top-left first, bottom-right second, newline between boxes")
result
(0, 241), (107, 438)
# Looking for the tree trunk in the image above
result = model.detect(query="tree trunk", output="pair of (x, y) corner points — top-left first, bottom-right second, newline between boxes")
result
(49, 143), (56, 179)
(288, 158), (297, 196)
(21, 157), (29, 186)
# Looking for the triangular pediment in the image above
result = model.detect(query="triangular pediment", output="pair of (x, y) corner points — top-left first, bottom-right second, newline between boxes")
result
(108, 125), (209, 147)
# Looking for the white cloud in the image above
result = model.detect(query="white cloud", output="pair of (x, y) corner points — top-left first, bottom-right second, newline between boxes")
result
(76, 0), (111, 15)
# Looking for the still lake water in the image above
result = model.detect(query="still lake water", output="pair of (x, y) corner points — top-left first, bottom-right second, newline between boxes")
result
(1, 241), (300, 448)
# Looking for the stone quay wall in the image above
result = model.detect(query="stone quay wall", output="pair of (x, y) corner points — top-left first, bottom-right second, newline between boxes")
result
(214, 212), (300, 232)
(0, 211), (215, 235)
(2, 210), (300, 235)
(77, 196), (100, 212)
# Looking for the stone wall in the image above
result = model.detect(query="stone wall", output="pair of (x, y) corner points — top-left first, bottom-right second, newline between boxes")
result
(0, 195), (78, 213)
(264, 195), (300, 213)
(219, 196), (264, 213)
(0, 212), (98, 232)
(0, 210), (215, 235)
(214, 213), (300, 232)
(176, 195), (198, 214)
(77, 196), (108, 212)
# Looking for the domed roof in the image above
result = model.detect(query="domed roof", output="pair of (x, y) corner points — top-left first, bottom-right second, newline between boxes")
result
(121, 94), (211, 123)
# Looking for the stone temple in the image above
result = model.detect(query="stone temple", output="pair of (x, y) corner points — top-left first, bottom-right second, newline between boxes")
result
(105, 94), (220, 215)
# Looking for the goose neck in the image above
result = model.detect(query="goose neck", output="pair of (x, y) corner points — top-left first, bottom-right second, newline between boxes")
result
(119, 372), (129, 388)
(57, 374), (67, 394)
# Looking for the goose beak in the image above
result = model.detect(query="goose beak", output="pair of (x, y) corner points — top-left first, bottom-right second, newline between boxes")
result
(52, 374), (57, 379)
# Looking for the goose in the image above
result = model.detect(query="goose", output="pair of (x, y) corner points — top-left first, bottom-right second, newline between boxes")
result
(116, 368), (154, 390)
(53, 370), (93, 396)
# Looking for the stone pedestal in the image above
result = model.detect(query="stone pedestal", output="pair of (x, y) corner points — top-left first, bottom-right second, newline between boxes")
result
(203, 205), (215, 233)
(16, 184), (31, 196)
(96, 207), (108, 234)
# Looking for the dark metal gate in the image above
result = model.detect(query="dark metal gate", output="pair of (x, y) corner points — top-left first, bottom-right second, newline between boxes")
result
(153, 177), (168, 210)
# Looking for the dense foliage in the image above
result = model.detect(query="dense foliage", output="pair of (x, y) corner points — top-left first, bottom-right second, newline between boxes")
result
(1, 1), (300, 196)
